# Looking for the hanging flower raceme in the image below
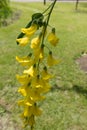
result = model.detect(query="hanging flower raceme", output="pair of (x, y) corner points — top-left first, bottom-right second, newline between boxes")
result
(47, 29), (59, 46)
(16, 0), (59, 129)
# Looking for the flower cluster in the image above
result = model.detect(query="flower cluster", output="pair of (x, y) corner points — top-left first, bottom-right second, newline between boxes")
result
(16, 1), (59, 129)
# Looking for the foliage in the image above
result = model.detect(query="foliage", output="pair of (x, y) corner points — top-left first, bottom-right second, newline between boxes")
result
(0, 0), (12, 26)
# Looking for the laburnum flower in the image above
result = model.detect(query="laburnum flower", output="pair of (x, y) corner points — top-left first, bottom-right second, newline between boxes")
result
(18, 98), (33, 107)
(16, 74), (31, 85)
(18, 85), (32, 97)
(32, 76), (51, 93)
(16, 37), (29, 46)
(18, 87), (27, 97)
(41, 66), (53, 80)
(36, 81), (51, 93)
(30, 36), (41, 49)
(16, 54), (33, 66)
(34, 44), (44, 61)
(21, 24), (38, 37)
(24, 104), (42, 118)
(23, 64), (37, 77)
(18, 86), (45, 101)
(47, 51), (60, 66)
(47, 31), (59, 46)
(30, 90), (45, 102)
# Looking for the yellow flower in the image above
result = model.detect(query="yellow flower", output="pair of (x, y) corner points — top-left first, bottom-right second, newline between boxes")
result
(32, 76), (51, 93)
(16, 37), (29, 46)
(24, 104), (42, 117)
(16, 55), (33, 66)
(47, 51), (60, 66)
(18, 84), (31, 96)
(30, 89), (45, 101)
(47, 32), (59, 46)
(23, 64), (37, 77)
(16, 74), (31, 85)
(18, 87), (27, 96)
(38, 80), (51, 93)
(31, 75), (42, 88)
(18, 98), (33, 107)
(25, 97), (34, 106)
(18, 86), (35, 98)
(30, 37), (41, 49)
(41, 66), (53, 80)
(33, 105), (42, 116)
(24, 106), (30, 117)
(21, 24), (37, 37)
(34, 44), (44, 61)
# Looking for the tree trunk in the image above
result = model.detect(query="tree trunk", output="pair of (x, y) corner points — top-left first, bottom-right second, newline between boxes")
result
(76, 0), (79, 10)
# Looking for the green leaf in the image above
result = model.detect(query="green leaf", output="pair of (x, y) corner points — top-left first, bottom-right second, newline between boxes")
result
(32, 13), (44, 21)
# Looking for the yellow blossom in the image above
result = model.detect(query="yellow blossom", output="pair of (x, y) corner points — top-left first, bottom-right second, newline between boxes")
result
(18, 98), (33, 107)
(16, 37), (29, 46)
(21, 24), (37, 37)
(32, 76), (51, 93)
(47, 51), (60, 66)
(30, 37), (41, 49)
(18, 84), (32, 96)
(30, 89), (45, 101)
(32, 105), (42, 116)
(16, 55), (33, 66)
(24, 106), (30, 117)
(47, 32), (59, 46)
(34, 45), (44, 61)
(23, 65), (37, 77)
(37, 80), (51, 93)
(41, 66), (53, 80)
(18, 87), (27, 96)
(16, 74), (31, 85)
(25, 97), (34, 106)
(24, 104), (42, 118)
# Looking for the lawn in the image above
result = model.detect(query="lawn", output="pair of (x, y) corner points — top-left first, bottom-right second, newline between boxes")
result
(0, 1), (87, 130)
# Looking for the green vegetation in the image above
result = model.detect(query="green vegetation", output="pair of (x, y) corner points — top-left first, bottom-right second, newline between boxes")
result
(0, 0), (12, 26)
(0, 2), (87, 130)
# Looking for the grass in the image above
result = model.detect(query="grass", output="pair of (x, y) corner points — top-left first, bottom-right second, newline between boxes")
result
(0, 2), (87, 130)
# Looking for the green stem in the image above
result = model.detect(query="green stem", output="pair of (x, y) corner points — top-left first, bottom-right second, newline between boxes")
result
(46, 0), (57, 28)
(42, 2), (53, 14)
(31, 125), (34, 130)
(37, 0), (57, 75)
(41, 0), (57, 45)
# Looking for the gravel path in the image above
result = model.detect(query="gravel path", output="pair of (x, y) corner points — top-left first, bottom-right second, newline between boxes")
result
(11, 0), (87, 2)
(11, 0), (46, 2)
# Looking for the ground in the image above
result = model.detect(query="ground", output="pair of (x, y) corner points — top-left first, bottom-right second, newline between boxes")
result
(76, 54), (87, 73)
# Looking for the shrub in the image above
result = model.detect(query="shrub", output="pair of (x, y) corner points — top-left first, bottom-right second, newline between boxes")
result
(0, 0), (12, 26)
